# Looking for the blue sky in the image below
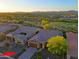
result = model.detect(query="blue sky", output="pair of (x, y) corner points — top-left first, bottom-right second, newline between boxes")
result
(0, 0), (78, 12)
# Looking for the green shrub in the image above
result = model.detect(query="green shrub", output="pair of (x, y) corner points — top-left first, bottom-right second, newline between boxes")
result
(47, 36), (68, 55)
(37, 51), (42, 59)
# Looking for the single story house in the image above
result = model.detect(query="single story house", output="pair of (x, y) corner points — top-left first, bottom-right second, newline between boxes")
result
(0, 23), (18, 47)
(0, 23), (18, 34)
(28, 30), (63, 48)
(6, 26), (41, 44)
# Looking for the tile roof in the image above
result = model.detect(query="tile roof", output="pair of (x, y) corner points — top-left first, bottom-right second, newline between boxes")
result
(18, 47), (37, 59)
(29, 30), (63, 43)
(7, 26), (40, 41)
(0, 24), (17, 33)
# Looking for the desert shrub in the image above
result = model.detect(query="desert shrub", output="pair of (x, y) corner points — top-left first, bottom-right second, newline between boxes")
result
(47, 36), (68, 55)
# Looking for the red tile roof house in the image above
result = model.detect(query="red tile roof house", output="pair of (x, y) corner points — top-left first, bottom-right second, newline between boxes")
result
(28, 30), (63, 49)
(66, 32), (78, 59)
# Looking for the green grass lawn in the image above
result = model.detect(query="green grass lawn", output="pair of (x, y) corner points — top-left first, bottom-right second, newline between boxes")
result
(51, 22), (77, 32)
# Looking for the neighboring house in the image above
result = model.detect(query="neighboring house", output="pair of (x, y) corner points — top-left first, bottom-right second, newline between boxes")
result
(0, 23), (19, 46)
(0, 23), (18, 34)
(18, 47), (38, 59)
(66, 32), (78, 59)
(0, 56), (15, 59)
(6, 26), (40, 44)
(28, 30), (63, 48)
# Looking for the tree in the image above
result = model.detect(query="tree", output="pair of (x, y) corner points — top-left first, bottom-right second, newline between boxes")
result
(41, 18), (49, 25)
(18, 19), (24, 24)
(16, 18), (24, 24)
(37, 51), (42, 59)
(47, 36), (68, 55)
(43, 23), (52, 30)
(41, 18), (52, 30)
